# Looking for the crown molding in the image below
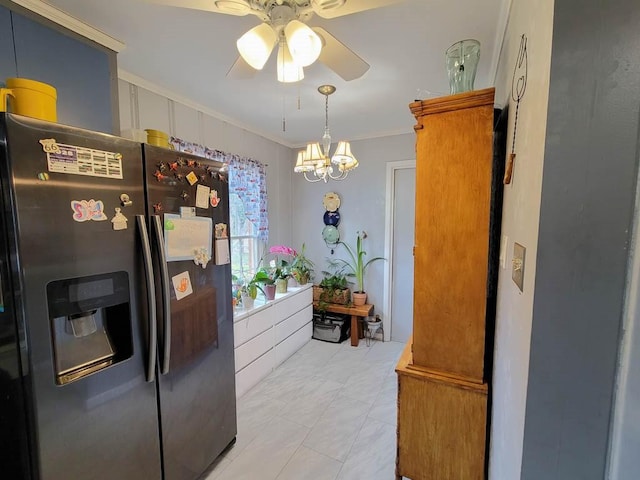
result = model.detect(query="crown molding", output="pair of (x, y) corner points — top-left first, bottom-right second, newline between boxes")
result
(10, 0), (125, 52)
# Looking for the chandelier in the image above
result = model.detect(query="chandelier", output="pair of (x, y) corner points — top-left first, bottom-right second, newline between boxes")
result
(294, 85), (359, 183)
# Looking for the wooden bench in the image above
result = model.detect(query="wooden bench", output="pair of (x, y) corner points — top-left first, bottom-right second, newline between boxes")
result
(312, 302), (374, 347)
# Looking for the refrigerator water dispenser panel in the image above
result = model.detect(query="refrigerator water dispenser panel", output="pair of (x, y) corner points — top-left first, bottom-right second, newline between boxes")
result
(47, 271), (133, 385)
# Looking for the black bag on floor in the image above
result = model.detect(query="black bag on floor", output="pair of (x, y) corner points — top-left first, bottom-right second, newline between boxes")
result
(312, 312), (350, 343)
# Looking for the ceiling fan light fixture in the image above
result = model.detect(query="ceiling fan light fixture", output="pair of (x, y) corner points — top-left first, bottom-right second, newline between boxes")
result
(277, 40), (304, 83)
(237, 23), (277, 70)
(284, 20), (322, 67)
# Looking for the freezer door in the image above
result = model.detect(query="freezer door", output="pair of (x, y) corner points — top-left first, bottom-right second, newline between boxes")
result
(0, 114), (162, 479)
(0, 169), (31, 478)
(143, 145), (237, 480)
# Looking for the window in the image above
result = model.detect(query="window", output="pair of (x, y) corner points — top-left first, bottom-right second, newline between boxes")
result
(229, 192), (262, 280)
(168, 136), (269, 282)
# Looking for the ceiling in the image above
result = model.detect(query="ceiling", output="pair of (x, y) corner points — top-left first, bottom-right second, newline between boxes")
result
(43, 0), (508, 147)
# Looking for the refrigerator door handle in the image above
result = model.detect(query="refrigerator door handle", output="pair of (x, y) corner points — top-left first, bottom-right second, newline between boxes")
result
(137, 215), (157, 383)
(153, 215), (171, 375)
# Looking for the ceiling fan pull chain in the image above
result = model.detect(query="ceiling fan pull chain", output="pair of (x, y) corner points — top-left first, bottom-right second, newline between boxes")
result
(282, 94), (286, 132)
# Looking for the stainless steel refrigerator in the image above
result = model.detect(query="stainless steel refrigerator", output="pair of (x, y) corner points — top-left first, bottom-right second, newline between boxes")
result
(0, 113), (237, 480)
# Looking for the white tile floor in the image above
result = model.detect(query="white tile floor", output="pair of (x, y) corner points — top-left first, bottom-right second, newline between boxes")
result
(203, 338), (405, 480)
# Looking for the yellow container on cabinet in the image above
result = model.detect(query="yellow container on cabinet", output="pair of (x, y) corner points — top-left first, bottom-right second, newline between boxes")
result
(0, 78), (57, 122)
(145, 129), (172, 148)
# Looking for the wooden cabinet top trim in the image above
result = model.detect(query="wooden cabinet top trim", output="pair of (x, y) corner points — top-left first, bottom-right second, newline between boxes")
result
(396, 338), (488, 393)
(409, 87), (495, 119)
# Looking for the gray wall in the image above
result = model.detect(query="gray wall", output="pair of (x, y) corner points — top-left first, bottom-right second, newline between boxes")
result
(521, 0), (640, 478)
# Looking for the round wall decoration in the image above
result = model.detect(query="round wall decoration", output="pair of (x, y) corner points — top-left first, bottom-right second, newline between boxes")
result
(322, 192), (341, 212)
(322, 225), (340, 245)
(323, 210), (341, 226)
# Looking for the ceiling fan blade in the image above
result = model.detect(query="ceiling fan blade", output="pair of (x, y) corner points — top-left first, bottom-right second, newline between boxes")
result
(143, 0), (253, 16)
(226, 56), (258, 79)
(313, 27), (369, 81)
(312, 0), (405, 19)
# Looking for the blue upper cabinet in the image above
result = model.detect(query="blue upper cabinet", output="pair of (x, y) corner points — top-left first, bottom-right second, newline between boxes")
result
(3, 5), (116, 134)
(0, 7), (17, 79)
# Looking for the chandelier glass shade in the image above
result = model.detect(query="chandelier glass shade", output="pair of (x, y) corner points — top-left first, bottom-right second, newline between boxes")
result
(294, 85), (359, 183)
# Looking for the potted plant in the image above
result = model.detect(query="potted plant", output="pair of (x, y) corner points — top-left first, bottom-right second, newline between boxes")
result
(332, 231), (385, 306)
(269, 262), (291, 293)
(240, 270), (269, 309)
(268, 245), (296, 293)
(313, 267), (351, 305)
(290, 243), (315, 285)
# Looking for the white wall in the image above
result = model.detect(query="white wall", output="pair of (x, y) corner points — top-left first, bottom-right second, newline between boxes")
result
(117, 77), (295, 250)
(291, 133), (415, 326)
(488, 1), (554, 478)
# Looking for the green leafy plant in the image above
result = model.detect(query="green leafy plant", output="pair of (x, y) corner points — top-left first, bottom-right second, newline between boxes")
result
(319, 270), (349, 291)
(267, 245), (295, 281)
(241, 270), (269, 299)
(332, 231), (385, 294)
(290, 243), (315, 285)
(315, 266), (351, 305)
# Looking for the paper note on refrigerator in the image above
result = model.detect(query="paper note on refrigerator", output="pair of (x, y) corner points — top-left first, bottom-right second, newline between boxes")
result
(164, 213), (212, 262)
(215, 238), (230, 265)
(171, 271), (193, 300)
(195, 184), (210, 209)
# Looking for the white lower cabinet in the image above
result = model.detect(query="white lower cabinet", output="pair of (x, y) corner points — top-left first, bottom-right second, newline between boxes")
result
(233, 285), (313, 398)
(274, 321), (313, 367)
(235, 349), (274, 399)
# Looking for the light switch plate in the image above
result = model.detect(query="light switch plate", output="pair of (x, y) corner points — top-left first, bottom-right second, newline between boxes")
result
(512, 242), (525, 292)
(499, 235), (509, 269)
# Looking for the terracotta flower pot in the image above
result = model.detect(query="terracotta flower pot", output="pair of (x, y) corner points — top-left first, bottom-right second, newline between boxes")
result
(352, 291), (367, 306)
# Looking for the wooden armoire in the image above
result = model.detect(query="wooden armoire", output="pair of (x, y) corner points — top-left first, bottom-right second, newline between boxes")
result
(396, 87), (501, 480)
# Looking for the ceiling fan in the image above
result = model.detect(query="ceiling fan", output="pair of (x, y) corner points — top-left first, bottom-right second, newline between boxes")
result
(145, 0), (404, 82)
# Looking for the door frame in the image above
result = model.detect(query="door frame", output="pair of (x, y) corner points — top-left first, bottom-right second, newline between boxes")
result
(383, 160), (416, 342)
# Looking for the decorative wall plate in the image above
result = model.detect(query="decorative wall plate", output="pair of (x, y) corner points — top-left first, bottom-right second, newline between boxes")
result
(323, 210), (341, 226)
(322, 225), (340, 244)
(322, 192), (341, 212)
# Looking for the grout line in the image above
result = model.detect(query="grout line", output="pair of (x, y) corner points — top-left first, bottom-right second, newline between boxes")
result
(273, 443), (304, 480)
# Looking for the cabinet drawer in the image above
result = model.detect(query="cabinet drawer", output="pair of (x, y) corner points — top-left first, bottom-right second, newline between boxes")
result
(234, 306), (274, 347)
(275, 305), (312, 344)
(235, 349), (274, 399)
(274, 322), (312, 367)
(235, 328), (273, 372)
(274, 287), (312, 320)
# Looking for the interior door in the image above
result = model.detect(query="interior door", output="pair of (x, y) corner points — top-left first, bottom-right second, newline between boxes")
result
(391, 166), (416, 343)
